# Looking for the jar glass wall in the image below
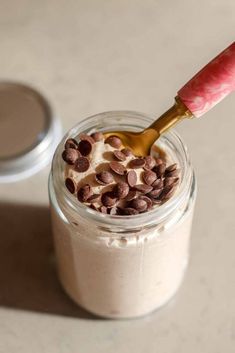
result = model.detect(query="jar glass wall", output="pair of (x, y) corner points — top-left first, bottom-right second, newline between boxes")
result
(49, 111), (196, 319)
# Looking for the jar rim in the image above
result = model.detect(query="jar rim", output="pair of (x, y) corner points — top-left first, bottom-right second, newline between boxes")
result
(50, 110), (194, 230)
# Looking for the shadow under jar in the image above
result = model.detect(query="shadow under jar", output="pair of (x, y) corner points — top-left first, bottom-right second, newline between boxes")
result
(49, 111), (196, 319)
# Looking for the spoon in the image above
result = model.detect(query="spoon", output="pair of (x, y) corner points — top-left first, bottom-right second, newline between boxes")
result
(104, 42), (235, 156)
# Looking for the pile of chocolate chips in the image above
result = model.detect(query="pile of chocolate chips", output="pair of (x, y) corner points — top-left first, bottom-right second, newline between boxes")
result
(62, 132), (180, 216)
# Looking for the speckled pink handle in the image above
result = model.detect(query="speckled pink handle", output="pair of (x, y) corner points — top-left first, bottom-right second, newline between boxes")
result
(178, 42), (235, 117)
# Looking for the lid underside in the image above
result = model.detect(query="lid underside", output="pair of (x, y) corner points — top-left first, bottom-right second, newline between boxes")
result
(0, 82), (61, 182)
(0, 83), (50, 159)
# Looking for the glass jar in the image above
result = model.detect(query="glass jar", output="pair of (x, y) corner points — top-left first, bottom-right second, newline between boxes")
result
(49, 111), (196, 319)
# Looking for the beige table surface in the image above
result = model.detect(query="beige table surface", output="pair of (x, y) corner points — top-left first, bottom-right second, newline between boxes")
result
(0, 1), (235, 352)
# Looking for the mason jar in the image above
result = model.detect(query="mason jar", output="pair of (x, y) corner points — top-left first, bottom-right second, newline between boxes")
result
(49, 111), (196, 319)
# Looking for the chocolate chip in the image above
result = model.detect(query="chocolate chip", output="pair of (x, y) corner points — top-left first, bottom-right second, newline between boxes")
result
(113, 182), (129, 199)
(109, 161), (126, 175)
(100, 206), (108, 214)
(152, 177), (164, 189)
(79, 133), (95, 144)
(164, 177), (179, 187)
(101, 192), (117, 207)
(62, 148), (79, 165)
(165, 163), (178, 173)
(78, 140), (92, 156)
(134, 184), (153, 194)
(174, 177), (180, 185)
(159, 185), (176, 201)
(166, 169), (180, 178)
(90, 204), (99, 211)
(87, 194), (101, 203)
(154, 163), (166, 177)
(77, 184), (92, 202)
(95, 171), (114, 185)
(144, 156), (156, 170)
(139, 195), (153, 210)
(147, 188), (163, 199)
(127, 170), (137, 187)
(124, 190), (137, 201)
(152, 199), (162, 205)
(65, 177), (76, 194)
(91, 132), (104, 142)
(155, 158), (164, 166)
(130, 198), (148, 212)
(113, 150), (126, 161)
(121, 148), (133, 157)
(129, 158), (146, 169)
(121, 208), (139, 215)
(105, 135), (122, 148)
(65, 138), (79, 150)
(142, 170), (157, 185)
(74, 157), (90, 172)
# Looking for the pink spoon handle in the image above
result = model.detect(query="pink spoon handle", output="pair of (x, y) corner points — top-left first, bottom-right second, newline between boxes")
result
(178, 42), (235, 117)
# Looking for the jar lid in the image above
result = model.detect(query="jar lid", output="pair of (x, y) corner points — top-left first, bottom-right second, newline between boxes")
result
(0, 82), (62, 182)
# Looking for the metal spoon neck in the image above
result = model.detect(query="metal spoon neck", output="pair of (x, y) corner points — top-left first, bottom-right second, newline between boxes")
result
(147, 96), (193, 136)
